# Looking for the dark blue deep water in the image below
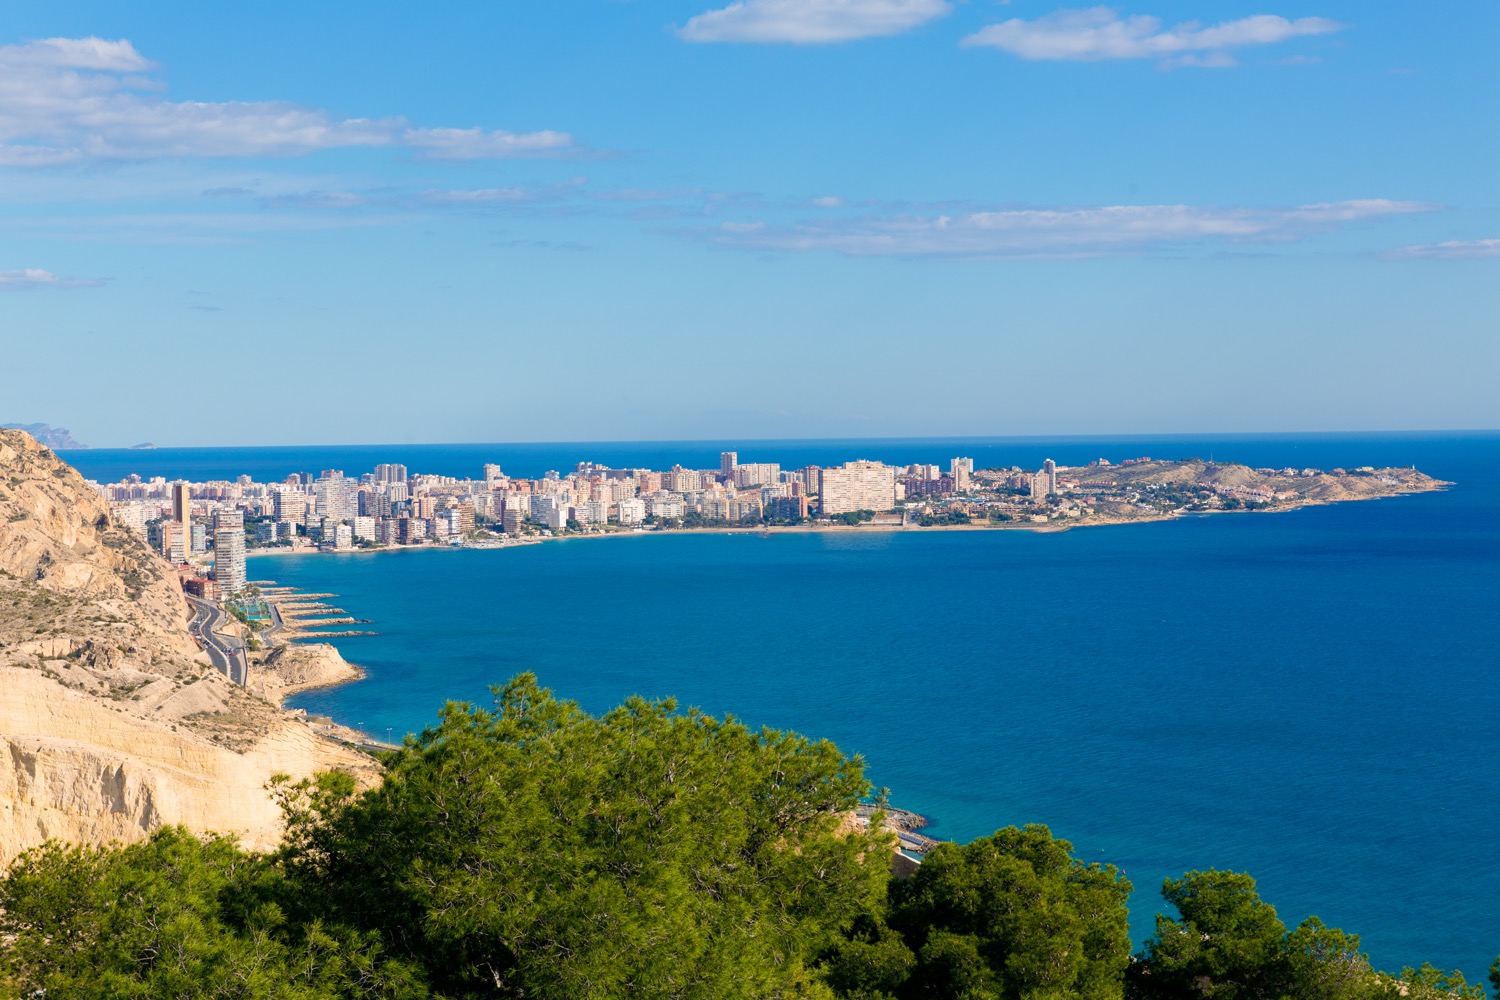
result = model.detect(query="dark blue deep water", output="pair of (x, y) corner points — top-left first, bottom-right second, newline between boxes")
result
(69, 434), (1500, 980)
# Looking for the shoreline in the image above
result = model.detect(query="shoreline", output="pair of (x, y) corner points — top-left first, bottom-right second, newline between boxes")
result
(244, 482), (1448, 562)
(250, 478), (1449, 744)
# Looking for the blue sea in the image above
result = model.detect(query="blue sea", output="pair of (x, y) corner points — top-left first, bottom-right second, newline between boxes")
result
(68, 433), (1500, 981)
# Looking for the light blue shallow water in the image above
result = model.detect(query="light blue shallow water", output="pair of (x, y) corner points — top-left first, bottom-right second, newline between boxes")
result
(71, 434), (1500, 980)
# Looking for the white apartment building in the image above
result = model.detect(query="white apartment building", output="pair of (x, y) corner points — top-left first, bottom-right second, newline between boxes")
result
(212, 511), (247, 594)
(529, 494), (561, 523)
(951, 457), (974, 492)
(733, 463), (781, 488)
(615, 497), (646, 525)
(818, 461), (899, 515)
(645, 496), (685, 519)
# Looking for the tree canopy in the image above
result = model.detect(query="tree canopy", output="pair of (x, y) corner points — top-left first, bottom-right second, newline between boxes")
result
(275, 674), (890, 998)
(1, 675), (1495, 1000)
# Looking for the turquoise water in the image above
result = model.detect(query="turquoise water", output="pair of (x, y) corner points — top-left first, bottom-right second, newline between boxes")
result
(73, 435), (1500, 980)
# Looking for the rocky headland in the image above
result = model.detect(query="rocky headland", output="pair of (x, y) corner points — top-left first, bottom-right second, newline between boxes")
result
(0, 428), (378, 865)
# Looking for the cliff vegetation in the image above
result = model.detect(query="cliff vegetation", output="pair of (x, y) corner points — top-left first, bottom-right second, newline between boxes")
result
(0, 427), (377, 865)
(2, 674), (1494, 999)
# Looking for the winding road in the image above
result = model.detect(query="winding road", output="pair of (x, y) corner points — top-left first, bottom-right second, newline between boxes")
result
(186, 595), (248, 687)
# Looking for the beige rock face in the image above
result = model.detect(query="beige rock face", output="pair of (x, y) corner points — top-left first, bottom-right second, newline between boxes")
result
(0, 428), (379, 865)
(251, 642), (365, 706)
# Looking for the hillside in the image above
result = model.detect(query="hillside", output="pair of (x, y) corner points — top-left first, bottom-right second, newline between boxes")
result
(0, 428), (378, 864)
(1065, 459), (1446, 504)
(0, 422), (86, 450)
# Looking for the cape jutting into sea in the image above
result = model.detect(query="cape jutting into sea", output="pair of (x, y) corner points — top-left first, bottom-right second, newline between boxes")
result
(68, 432), (1500, 981)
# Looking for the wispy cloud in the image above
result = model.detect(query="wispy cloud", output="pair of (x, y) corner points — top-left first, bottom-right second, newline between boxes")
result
(963, 8), (1344, 66)
(689, 199), (1434, 257)
(0, 267), (101, 290)
(0, 37), (574, 165)
(418, 187), (535, 205)
(1389, 239), (1500, 260)
(679, 0), (950, 44)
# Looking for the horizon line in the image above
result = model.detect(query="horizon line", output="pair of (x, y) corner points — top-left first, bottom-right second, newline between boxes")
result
(51, 427), (1500, 452)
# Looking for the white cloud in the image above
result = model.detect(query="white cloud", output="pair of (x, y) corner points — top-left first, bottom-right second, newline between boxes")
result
(0, 37), (573, 165)
(418, 187), (535, 205)
(0, 267), (100, 290)
(962, 8), (1344, 66)
(692, 199), (1433, 257)
(1390, 239), (1500, 260)
(679, 0), (950, 44)
(402, 127), (572, 161)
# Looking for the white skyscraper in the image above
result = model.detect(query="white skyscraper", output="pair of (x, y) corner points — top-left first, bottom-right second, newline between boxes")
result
(213, 509), (247, 595)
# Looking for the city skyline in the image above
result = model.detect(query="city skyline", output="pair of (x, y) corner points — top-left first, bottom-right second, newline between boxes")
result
(2, 2), (1497, 446)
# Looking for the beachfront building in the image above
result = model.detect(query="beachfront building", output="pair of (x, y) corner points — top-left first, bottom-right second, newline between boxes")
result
(616, 497), (646, 525)
(818, 461), (899, 515)
(645, 496), (685, 519)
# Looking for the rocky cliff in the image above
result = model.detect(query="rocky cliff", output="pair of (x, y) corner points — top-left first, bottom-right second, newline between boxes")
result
(0, 428), (379, 864)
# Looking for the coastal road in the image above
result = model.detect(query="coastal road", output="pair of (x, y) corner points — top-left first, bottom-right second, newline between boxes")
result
(186, 595), (248, 687)
(264, 602), (286, 642)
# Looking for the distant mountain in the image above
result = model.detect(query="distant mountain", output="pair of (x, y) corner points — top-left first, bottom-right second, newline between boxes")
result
(0, 422), (87, 449)
(129, 442), (157, 450)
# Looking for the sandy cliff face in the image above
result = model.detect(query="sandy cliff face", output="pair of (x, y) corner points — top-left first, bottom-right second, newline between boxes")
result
(0, 428), (379, 865)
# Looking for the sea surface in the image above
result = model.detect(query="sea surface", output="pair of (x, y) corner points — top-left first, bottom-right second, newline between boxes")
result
(69, 434), (1500, 980)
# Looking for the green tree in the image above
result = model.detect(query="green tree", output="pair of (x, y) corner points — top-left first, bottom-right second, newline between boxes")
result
(1130, 869), (1289, 1000)
(277, 673), (892, 999)
(886, 824), (1133, 1000)
(0, 827), (425, 999)
(1127, 871), (1484, 1000)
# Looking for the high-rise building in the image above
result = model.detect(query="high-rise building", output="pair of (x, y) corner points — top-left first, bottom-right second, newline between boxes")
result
(720, 452), (737, 479)
(529, 494), (561, 524)
(212, 510), (246, 595)
(314, 472), (356, 521)
(819, 461), (898, 515)
(665, 466), (698, 493)
(374, 464), (407, 484)
(160, 520), (187, 564)
(483, 463), (504, 483)
(171, 482), (191, 523)
(1029, 461), (1057, 501)
(733, 463), (781, 488)
(951, 457), (974, 493)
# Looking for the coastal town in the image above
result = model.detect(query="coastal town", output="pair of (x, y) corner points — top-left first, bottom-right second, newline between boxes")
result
(95, 450), (1445, 604)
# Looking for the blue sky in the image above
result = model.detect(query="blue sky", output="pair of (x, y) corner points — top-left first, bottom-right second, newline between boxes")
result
(2, 1), (1496, 446)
